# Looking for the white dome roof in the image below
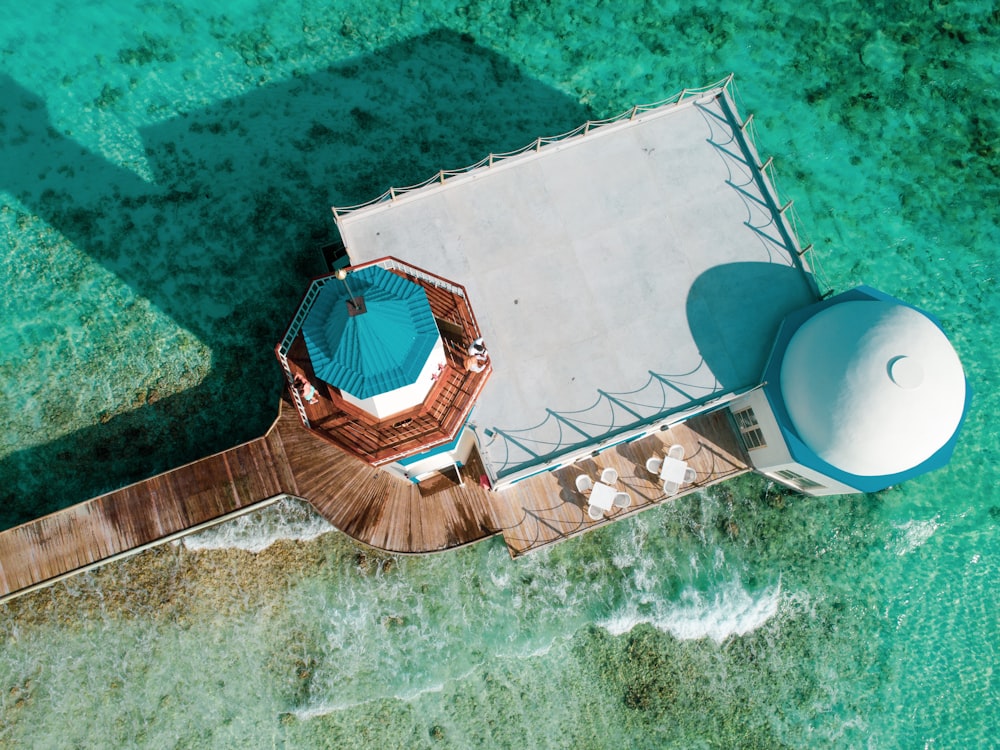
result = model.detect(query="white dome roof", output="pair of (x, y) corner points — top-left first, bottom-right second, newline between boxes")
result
(779, 300), (966, 477)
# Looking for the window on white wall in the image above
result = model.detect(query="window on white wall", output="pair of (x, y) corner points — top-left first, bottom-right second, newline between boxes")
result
(774, 469), (825, 490)
(733, 407), (766, 450)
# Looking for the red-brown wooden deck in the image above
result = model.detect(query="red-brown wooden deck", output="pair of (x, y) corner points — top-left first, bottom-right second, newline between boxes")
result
(492, 409), (750, 555)
(0, 429), (297, 602)
(0, 403), (749, 603)
(279, 262), (490, 466)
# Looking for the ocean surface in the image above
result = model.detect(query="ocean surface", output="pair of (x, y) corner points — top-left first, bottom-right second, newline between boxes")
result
(1, 1), (997, 747)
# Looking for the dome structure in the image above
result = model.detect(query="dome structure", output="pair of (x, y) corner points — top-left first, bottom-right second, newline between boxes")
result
(774, 291), (968, 480)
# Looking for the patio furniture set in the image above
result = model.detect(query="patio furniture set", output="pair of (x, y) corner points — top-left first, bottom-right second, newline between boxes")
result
(576, 444), (697, 521)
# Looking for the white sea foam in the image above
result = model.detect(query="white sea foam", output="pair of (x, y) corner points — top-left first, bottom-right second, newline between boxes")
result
(292, 664), (480, 720)
(181, 496), (334, 552)
(292, 696), (384, 720)
(598, 578), (783, 644)
(887, 518), (940, 556)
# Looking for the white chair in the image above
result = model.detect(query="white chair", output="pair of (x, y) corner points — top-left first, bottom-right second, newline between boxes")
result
(588, 503), (605, 520)
(613, 492), (632, 509)
(600, 467), (618, 485)
(664, 480), (680, 496)
(683, 467), (697, 484)
(667, 444), (685, 460)
(645, 457), (662, 475)
(575, 475), (593, 493)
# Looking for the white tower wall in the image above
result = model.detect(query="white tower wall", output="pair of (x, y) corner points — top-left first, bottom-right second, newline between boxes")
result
(728, 391), (857, 497)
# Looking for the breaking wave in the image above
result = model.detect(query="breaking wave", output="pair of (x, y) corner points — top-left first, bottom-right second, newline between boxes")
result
(181, 496), (334, 552)
(598, 577), (783, 644)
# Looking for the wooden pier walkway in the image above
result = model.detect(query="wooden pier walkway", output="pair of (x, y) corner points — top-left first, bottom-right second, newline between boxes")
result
(0, 403), (748, 603)
(0, 422), (297, 603)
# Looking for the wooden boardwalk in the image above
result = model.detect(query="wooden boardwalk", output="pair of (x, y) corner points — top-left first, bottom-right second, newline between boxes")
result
(271, 405), (501, 553)
(0, 428), (298, 602)
(0, 402), (749, 602)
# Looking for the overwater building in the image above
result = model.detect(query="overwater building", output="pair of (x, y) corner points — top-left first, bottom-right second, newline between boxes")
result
(729, 286), (969, 495)
(278, 75), (968, 501)
(0, 77), (969, 603)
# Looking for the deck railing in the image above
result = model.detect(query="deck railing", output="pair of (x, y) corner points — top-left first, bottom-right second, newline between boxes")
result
(726, 78), (835, 297)
(355, 256), (484, 335)
(332, 75), (736, 218)
(275, 256), (486, 453)
(467, 81), (832, 481)
(325, 78), (836, 479)
(331, 77), (832, 293)
(368, 257), (469, 300)
(276, 276), (336, 427)
(330, 75), (833, 297)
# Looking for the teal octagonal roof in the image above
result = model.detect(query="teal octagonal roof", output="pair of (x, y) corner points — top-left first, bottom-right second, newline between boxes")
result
(302, 265), (440, 399)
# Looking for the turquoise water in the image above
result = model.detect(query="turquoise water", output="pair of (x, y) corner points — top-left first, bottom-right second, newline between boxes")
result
(1, 0), (997, 747)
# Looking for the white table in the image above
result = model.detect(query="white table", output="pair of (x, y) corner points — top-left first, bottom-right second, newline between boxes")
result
(588, 481), (617, 511)
(659, 456), (688, 484)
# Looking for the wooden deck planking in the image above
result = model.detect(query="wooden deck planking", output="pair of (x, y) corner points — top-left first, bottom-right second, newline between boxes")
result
(349, 472), (393, 548)
(0, 505), (98, 593)
(280, 397), (507, 555)
(279, 265), (489, 467)
(491, 411), (751, 556)
(384, 485), (415, 551)
(0, 399), (748, 602)
(0, 434), (295, 600)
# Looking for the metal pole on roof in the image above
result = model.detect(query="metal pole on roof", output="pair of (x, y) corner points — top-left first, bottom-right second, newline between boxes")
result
(335, 267), (355, 294)
(336, 267), (364, 314)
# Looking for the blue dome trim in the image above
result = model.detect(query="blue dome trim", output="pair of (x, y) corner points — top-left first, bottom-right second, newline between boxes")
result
(760, 286), (972, 493)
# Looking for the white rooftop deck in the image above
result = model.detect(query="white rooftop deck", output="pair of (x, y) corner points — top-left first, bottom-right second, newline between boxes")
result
(335, 84), (818, 482)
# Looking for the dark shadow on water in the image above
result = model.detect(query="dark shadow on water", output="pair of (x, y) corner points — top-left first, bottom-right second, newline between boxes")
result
(686, 261), (816, 391)
(0, 30), (591, 528)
